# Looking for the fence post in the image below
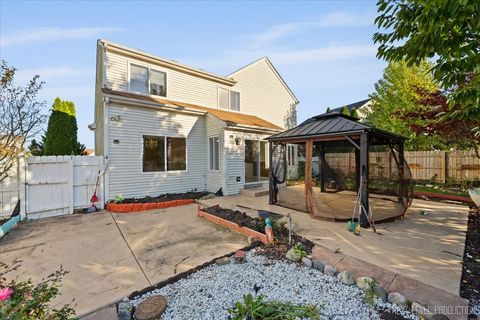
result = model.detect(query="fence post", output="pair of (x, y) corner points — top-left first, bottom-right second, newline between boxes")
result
(18, 156), (27, 220)
(443, 151), (448, 183)
(68, 156), (74, 214)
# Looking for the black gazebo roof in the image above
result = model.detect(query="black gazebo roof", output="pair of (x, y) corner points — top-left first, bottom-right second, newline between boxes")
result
(267, 113), (405, 142)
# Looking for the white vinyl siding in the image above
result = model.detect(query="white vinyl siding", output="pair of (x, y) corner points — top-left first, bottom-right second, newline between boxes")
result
(106, 102), (206, 199)
(228, 59), (297, 128)
(105, 50), (226, 109)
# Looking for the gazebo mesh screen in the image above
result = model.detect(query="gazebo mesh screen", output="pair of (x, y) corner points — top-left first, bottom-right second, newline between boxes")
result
(274, 139), (413, 223)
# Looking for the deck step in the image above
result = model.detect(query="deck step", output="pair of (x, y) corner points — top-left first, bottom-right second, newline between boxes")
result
(240, 187), (269, 197)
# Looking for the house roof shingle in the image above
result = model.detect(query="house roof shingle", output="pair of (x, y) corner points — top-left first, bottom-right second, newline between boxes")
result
(102, 88), (283, 131)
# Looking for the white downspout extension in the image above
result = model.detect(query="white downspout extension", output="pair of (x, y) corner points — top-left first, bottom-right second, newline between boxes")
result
(103, 96), (110, 205)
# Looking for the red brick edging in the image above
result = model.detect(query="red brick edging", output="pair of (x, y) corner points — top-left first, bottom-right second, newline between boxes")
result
(106, 199), (196, 213)
(196, 204), (271, 244)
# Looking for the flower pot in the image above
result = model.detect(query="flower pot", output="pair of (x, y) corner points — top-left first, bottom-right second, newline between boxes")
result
(468, 188), (480, 207)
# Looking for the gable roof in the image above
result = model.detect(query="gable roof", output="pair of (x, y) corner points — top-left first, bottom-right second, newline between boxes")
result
(102, 88), (282, 131)
(268, 113), (404, 142)
(100, 40), (236, 86)
(329, 99), (370, 114)
(228, 57), (299, 104)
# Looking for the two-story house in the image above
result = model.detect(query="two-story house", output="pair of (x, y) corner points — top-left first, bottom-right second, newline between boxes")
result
(93, 40), (299, 200)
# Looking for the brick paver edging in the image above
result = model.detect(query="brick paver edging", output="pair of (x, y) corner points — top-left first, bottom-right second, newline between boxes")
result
(106, 199), (196, 213)
(196, 204), (271, 244)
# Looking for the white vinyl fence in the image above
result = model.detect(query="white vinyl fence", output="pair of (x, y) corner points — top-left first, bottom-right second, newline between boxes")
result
(0, 156), (104, 220)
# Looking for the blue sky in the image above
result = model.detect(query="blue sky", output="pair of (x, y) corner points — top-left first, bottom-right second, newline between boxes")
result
(0, 0), (386, 149)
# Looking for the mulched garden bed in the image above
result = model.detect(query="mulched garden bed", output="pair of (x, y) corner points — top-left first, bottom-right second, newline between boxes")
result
(460, 204), (480, 316)
(203, 206), (314, 260)
(107, 192), (210, 212)
(120, 191), (209, 204)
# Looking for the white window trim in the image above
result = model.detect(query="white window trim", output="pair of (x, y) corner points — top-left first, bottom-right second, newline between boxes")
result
(128, 61), (168, 98)
(217, 86), (241, 112)
(208, 136), (221, 172)
(141, 134), (188, 174)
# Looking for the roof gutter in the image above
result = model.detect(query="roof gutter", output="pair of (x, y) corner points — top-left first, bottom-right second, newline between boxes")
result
(104, 93), (207, 116)
(100, 40), (236, 86)
(225, 122), (283, 134)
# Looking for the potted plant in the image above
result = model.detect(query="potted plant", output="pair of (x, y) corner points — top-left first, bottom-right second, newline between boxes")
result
(464, 178), (480, 206)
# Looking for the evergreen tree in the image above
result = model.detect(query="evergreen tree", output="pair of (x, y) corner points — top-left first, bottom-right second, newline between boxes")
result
(28, 135), (45, 156)
(325, 107), (331, 113)
(43, 98), (83, 155)
(340, 106), (350, 116)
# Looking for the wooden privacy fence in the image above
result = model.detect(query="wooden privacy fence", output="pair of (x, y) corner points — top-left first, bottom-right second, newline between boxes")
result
(0, 156), (104, 220)
(321, 150), (480, 183)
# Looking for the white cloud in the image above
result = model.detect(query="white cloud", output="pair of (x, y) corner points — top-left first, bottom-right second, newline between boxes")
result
(0, 27), (120, 47)
(249, 11), (375, 48)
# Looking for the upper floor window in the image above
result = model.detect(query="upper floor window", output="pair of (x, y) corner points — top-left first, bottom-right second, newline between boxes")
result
(130, 64), (167, 97)
(218, 88), (240, 111)
(230, 91), (240, 111)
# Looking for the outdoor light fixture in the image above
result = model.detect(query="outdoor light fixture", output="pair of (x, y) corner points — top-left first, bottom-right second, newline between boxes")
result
(110, 115), (122, 122)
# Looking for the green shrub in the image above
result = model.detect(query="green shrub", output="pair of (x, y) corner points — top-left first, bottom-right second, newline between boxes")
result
(0, 264), (75, 320)
(293, 244), (307, 258)
(228, 294), (320, 320)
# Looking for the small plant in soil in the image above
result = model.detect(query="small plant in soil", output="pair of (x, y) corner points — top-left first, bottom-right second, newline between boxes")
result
(228, 293), (320, 320)
(363, 279), (377, 305)
(334, 247), (342, 254)
(293, 243), (308, 258)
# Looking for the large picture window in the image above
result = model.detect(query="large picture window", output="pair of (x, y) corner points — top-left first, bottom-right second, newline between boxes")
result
(130, 63), (167, 97)
(167, 137), (186, 171)
(209, 137), (220, 170)
(143, 136), (165, 172)
(143, 136), (186, 172)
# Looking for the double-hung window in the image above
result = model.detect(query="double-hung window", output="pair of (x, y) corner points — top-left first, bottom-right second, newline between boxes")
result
(143, 136), (186, 172)
(130, 64), (167, 97)
(218, 88), (240, 111)
(209, 137), (220, 170)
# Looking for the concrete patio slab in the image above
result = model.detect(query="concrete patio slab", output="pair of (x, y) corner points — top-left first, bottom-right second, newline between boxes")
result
(0, 204), (247, 317)
(199, 195), (469, 297)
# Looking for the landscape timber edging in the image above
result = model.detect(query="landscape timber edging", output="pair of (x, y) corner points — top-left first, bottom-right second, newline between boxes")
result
(196, 204), (271, 244)
(413, 191), (471, 204)
(106, 199), (196, 213)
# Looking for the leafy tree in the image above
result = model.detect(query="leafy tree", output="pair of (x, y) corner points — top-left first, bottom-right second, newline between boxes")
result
(373, 0), (480, 124)
(43, 98), (84, 155)
(399, 88), (480, 153)
(325, 107), (331, 113)
(0, 61), (47, 182)
(340, 106), (350, 116)
(350, 108), (359, 119)
(366, 60), (446, 150)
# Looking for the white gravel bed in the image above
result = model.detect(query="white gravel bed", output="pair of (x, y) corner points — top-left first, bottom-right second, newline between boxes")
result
(131, 250), (418, 320)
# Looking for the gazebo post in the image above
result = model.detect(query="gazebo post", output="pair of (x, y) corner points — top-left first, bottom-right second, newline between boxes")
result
(359, 132), (369, 228)
(318, 144), (326, 192)
(398, 141), (405, 201)
(305, 139), (314, 213)
(268, 141), (274, 204)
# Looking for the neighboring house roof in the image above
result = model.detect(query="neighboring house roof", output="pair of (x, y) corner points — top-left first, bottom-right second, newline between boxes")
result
(267, 113), (405, 142)
(329, 99), (370, 114)
(100, 40), (236, 86)
(82, 149), (95, 156)
(102, 88), (283, 131)
(228, 57), (299, 104)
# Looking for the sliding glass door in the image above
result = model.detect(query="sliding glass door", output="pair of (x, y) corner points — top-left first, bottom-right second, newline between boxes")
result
(245, 140), (269, 183)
